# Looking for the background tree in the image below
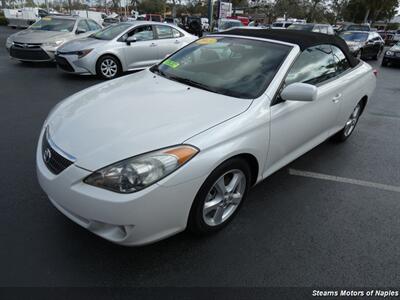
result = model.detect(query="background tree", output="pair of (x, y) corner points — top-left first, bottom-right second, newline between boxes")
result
(329, 0), (349, 23)
(342, 0), (399, 23)
(137, 0), (166, 14)
(24, 0), (35, 7)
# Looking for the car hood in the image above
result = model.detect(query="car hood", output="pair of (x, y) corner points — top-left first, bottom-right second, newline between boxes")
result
(11, 29), (73, 44)
(345, 41), (364, 48)
(389, 44), (400, 52)
(46, 70), (252, 171)
(58, 37), (107, 52)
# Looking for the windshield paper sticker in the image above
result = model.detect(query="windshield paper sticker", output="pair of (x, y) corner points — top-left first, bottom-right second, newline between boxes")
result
(162, 59), (180, 69)
(196, 38), (217, 45)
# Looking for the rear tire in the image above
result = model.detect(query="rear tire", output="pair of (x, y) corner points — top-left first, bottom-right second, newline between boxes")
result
(96, 55), (122, 80)
(331, 101), (363, 143)
(187, 158), (251, 235)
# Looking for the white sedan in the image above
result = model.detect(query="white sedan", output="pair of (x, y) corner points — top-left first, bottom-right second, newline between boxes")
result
(37, 29), (376, 246)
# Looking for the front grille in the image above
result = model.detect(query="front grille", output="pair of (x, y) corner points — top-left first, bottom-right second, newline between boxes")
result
(13, 42), (42, 48)
(10, 46), (50, 61)
(55, 55), (74, 72)
(42, 131), (74, 175)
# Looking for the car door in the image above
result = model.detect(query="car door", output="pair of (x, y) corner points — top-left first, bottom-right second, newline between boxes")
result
(266, 45), (342, 173)
(154, 25), (184, 59)
(330, 45), (356, 133)
(121, 25), (159, 69)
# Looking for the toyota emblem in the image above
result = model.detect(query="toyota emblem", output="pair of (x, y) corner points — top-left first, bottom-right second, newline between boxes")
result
(43, 148), (52, 163)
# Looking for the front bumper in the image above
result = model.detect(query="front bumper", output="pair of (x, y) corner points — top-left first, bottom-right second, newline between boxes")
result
(382, 53), (400, 64)
(9, 45), (56, 62)
(36, 130), (206, 246)
(55, 53), (96, 75)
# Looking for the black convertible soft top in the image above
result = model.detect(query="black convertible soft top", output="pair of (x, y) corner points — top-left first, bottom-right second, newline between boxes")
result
(215, 29), (359, 68)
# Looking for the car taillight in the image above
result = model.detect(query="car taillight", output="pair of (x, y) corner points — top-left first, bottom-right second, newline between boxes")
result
(373, 69), (378, 77)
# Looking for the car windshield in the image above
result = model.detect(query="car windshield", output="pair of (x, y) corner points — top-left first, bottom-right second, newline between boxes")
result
(340, 32), (368, 42)
(220, 20), (243, 30)
(287, 24), (314, 31)
(348, 25), (369, 31)
(29, 17), (75, 32)
(151, 37), (291, 99)
(91, 23), (132, 40)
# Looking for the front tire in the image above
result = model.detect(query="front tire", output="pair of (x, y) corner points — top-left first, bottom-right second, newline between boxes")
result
(96, 55), (122, 80)
(187, 158), (251, 235)
(331, 101), (363, 142)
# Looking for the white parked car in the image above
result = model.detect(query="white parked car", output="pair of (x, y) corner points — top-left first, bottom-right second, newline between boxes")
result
(37, 29), (376, 246)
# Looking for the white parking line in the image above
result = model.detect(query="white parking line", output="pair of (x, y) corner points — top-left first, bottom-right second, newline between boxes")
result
(288, 168), (400, 193)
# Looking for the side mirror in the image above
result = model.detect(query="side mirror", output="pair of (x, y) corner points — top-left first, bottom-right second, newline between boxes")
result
(76, 28), (86, 34)
(280, 83), (317, 102)
(126, 36), (137, 45)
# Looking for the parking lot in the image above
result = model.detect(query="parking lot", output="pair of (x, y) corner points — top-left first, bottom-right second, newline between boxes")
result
(1, 25), (400, 287)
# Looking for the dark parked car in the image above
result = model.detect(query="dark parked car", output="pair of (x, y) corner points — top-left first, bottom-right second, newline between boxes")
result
(102, 16), (120, 27)
(340, 31), (384, 60)
(287, 23), (334, 35)
(337, 23), (370, 33)
(382, 41), (400, 67)
(378, 31), (395, 46)
(179, 16), (203, 37)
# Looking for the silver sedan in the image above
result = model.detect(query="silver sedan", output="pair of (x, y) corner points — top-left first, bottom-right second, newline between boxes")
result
(6, 16), (102, 62)
(55, 21), (198, 79)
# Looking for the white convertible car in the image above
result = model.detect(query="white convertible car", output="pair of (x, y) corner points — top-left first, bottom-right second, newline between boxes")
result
(37, 29), (376, 246)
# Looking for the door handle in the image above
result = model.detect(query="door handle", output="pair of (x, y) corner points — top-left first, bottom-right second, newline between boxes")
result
(150, 43), (157, 47)
(332, 94), (342, 103)
(174, 40), (180, 44)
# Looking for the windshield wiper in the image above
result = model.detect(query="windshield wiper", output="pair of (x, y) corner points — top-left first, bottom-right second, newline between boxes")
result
(150, 65), (168, 78)
(167, 75), (217, 93)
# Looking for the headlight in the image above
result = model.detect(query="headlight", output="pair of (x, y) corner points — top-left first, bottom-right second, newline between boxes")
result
(60, 48), (93, 58)
(84, 145), (199, 193)
(386, 50), (394, 56)
(43, 40), (64, 47)
(6, 36), (13, 46)
(76, 48), (93, 58)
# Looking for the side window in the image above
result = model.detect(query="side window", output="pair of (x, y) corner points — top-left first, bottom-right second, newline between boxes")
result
(155, 25), (174, 39)
(312, 26), (320, 33)
(77, 20), (90, 32)
(172, 28), (183, 38)
(87, 19), (101, 31)
(331, 45), (350, 75)
(128, 25), (154, 41)
(273, 23), (283, 28)
(320, 26), (328, 34)
(285, 45), (336, 86)
(327, 26), (334, 35)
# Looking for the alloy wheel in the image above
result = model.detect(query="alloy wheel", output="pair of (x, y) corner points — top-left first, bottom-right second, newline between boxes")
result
(100, 59), (118, 78)
(202, 169), (246, 226)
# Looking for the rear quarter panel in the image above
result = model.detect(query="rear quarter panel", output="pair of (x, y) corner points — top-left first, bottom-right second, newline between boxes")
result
(337, 61), (376, 127)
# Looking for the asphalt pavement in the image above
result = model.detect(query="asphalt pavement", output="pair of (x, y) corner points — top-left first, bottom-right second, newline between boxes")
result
(1, 26), (400, 287)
